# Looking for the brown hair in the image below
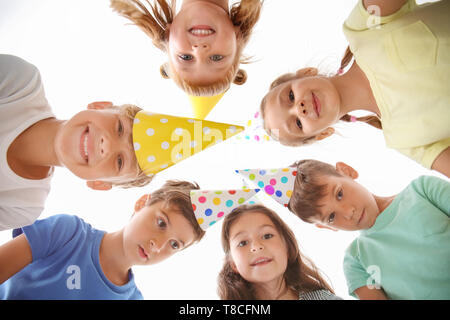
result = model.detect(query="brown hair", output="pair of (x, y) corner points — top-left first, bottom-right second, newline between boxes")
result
(288, 159), (341, 223)
(146, 180), (205, 243)
(109, 104), (154, 188)
(110, 0), (262, 96)
(217, 204), (334, 299)
(260, 47), (382, 146)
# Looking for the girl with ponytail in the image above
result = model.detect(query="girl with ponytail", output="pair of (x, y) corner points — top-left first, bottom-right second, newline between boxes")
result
(259, 0), (450, 178)
(110, 0), (262, 96)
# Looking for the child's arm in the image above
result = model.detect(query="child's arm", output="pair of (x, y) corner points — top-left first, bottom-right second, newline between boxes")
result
(363, 0), (407, 16)
(0, 234), (32, 284)
(431, 147), (450, 179)
(354, 286), (389, 300)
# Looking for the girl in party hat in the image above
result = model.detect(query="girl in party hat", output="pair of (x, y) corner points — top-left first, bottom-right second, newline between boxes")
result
(259, 0), (450, 177)
(217, 204), (341, 300)
(110, 0), (263, 97)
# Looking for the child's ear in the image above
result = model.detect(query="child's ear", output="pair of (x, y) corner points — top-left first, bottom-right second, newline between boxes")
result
(233, 69), (247, 85)
(86, 180), (113, 191)
(315, 223), (338, 232)
(335, 162), (359, 179)
(160, 63), (170, 79)
(315, 127), (335, 141)
(87, 101), (113, 110)
(295, 67), (318, 78)
(134, 194), (151, 212)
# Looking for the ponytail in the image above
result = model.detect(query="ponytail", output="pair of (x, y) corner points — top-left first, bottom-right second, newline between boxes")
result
(340, 114), (382, 130)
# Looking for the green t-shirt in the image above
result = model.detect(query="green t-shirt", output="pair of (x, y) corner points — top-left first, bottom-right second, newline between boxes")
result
(343, 176), (450, 299)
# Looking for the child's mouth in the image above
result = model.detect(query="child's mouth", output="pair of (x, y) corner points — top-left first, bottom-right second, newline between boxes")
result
(80, 126), (89, 163)
(138, 245), (149, 260)
(189, 25), (215, 36)
(312, 92), (321, 117)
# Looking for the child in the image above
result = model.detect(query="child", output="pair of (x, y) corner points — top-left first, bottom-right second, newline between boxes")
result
(0, 180), (205, 299)
(287, 159), (450, 299)
(259, 0), (450, 177)
(0, 54), (243, 230)
(110, 0), (263, 96)
(217, 203), (341, 300)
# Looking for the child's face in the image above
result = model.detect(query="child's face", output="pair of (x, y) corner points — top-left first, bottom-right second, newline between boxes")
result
(55, 106), (138, 184)
(263, 72), (340, 145)
(122, 201), (197, 266)
(228, 211), (289, 285)
(311, 165), (381, 231)
(167, 1), (238, 86)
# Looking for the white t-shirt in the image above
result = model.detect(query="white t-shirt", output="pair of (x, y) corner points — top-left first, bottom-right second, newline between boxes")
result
(0, 54), (55, 230)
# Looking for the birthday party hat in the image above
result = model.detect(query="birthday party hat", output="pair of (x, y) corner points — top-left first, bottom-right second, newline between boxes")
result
(236, 167), (297, 207)
(191, 188), (260, 230)
(189, 93), (225, 120)
(133, 111), (243, 176)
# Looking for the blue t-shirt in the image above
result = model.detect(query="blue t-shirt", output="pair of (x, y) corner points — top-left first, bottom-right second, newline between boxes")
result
(0, 214), (143, 300)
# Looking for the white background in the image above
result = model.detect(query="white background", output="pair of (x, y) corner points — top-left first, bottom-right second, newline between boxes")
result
(0, 0), (445, 300)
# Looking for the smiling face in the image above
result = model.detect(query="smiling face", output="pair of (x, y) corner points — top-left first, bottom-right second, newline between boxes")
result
(311, 169), (381, 231)
(122, 201), (196, 266)
(228, 211), (289, 284)
(167, 1), (238, 86)
(263, 71), (341, 145)
(54, 107), (138, 183)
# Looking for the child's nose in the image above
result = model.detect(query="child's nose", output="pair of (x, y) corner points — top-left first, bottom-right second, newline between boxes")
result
(250, 241), (264, 252)
(193, 43), (210, 52)
(149, 239), (161, 253)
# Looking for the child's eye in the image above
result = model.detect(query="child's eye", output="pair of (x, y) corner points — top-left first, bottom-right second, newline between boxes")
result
(117, 156), (123, 170)
(262, 233), (273, 240)
(179, 54), (193, 61)
(337, 189), (343, 200)
(238, 240), (248, 247)
(328, 213), (335, 224)
(170, 240), (180, 250)
(289, 90), (295, 102)
(210, 54), (224, 62)
(157, 218), (167, 229)
(296, 118), (303, 130)
(118, 120), (123, 136)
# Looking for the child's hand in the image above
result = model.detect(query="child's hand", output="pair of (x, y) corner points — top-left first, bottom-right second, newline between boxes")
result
(87, 101), (113, 110)
(135, 194), (151, 212)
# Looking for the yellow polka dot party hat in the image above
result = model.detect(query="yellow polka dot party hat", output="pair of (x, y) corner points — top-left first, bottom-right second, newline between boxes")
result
(190, 187), (260, 231)
(235, 167), (298, 207)
(188, 93), (224, 120)
(133, 111), (243, 177)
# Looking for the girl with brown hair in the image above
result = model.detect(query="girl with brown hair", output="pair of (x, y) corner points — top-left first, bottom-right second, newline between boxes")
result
(110, 0), (263, 96)
(217, 204), (341, 300)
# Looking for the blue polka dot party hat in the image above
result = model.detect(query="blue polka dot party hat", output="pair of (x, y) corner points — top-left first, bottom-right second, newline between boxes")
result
(190, 188), (260, 231)
(133, 110), (244, 177)
(235, 167), (297, 207)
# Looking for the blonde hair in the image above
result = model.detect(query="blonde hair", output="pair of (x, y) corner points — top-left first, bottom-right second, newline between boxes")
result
(217, 204), (334, 299)
(260, 47), (382, 146)
(110, 0), (262, 96)
(110, 104), (154, 188)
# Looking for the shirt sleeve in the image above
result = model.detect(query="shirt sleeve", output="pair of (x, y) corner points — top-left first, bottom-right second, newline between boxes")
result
(343, 241), (371, 298)
(411, 176), (450, 217)
(20, 214), (83, 261)
(344, 0), (416, 32)
(0, 206), (42, 231)
(396, 138), (450, 170)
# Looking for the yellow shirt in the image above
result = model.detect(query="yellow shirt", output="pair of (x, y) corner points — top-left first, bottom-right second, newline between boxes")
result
(343, 0), (450, 168)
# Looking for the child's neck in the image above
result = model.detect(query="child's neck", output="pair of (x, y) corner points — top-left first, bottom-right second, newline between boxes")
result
(181, 0), (229, 13)
(99, 230), (132, 286)
(374, 194), (397, 218)
(252, 277), (297, 300)
(7, 118), (64, 179)
(330, 61), (380, 117)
